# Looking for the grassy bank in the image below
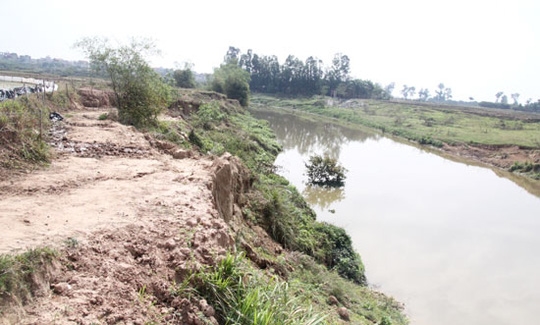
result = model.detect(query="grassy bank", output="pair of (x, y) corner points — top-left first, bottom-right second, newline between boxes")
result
(251, 94), (540, 149)
(151, 90), (408, 323)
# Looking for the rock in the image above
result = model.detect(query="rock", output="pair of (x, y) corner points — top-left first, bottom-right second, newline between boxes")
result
(52, 282), (72, 295)
(337, 307), (350, 321)
(172, 149), (191, 159)
(328, 295), (339, 305)
(199, 299), (215, 317)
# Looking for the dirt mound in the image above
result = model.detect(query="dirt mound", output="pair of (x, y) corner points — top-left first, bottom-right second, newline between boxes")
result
(0, 108), (262, 324)
(169, 90), (241, 117)
(77, 88), (116, 108)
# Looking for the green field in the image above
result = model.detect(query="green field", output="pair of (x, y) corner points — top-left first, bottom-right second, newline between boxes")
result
(251, 94), (540, 149)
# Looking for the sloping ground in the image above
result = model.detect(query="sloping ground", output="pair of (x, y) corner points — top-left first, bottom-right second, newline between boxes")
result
(0, 110), (246, 323)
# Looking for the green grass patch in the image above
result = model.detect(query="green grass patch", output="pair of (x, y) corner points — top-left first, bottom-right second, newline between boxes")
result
(0, 97), (52, 170)
(0, 248), (58, 305)
(187, 253), (327, 325)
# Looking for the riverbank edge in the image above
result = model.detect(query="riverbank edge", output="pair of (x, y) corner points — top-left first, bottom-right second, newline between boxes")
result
(249, 97), (540, 198)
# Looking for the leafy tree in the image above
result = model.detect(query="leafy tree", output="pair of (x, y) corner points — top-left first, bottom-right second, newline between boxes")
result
(435, 83), (445, 101)
(495, 91), (504, 103)
(402, 85), (416, 99)
(326, 53), (350, 97)
(211, 59), (251, 107)
(305, 154), (347, 187)
(434, 83), (452, 101)
(224, 46), (241, 64)
(384, 82), (395, 99)
(511, 93), (520, 105)
(444, 87), (453, 100)
(501, 94), (508, 105)
(418, 88), (430, 101)
(401, 85), (409, 99)
(173, 63), (196, 88)
(75, 37), (171, 127)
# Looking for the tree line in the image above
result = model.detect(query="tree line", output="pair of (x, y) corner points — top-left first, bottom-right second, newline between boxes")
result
(220, 46), (392, 100)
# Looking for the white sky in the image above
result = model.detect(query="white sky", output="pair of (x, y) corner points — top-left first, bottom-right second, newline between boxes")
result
(1, 0), (538, 102)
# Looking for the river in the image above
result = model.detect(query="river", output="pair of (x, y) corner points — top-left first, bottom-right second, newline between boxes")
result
(251, 108), (540, 325)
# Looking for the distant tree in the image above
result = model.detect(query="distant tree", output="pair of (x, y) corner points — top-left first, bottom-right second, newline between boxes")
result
(224, 46), (241, 64)
(435, 83), (445, 101)
(401, 85), (416, 99)
(384, 82), (395, 99)
(418, 88), (430, 101)
(401, 85), (409, 99)
(511, 93), (520, 105)
(501, 94), (508, 105)
(75, 37), (171, 127)
(469, 97), (474, 101)
(326, 53), (350, 97)
(408, 86), (416, 99)
(495, 91), (504, 103)
(444, 87), (453, 100)
(173, 63), (196, 88)
(211, 57), (251, 107)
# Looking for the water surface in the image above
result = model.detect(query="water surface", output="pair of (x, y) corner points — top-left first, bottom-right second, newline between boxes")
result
(252, 109), (540, 325)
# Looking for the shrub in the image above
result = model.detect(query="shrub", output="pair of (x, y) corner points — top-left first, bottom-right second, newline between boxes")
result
(305, 154), (347, 187)
(75, 37), (172, 127)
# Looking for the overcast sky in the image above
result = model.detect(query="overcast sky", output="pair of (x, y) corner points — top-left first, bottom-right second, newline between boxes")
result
(1, 0), (539, 102)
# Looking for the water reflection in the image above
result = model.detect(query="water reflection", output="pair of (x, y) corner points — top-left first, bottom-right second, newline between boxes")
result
(302, 185), (345, 210)
(252, 109), (377, 159)
(253, 107), (540, 325)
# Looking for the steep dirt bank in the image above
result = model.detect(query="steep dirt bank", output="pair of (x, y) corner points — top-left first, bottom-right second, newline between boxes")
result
(0, 110), (261, 324)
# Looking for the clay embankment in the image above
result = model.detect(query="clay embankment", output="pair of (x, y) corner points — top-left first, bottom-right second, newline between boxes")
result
(0, 108), (268, 324)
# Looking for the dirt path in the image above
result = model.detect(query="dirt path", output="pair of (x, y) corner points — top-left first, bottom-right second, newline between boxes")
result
(1, 109), (237, 324)
(1, 110), (215, 255)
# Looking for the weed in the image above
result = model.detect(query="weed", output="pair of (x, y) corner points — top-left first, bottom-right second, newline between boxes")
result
(64, 237), (79, 248)
(98, 113), (108, 120)
(0, 248), (58, 303)
(192, 253), (327, 325)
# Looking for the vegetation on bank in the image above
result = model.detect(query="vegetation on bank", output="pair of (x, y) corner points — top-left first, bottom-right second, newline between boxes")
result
(251, 94), (540, 149)
(0, 88), (406, 323)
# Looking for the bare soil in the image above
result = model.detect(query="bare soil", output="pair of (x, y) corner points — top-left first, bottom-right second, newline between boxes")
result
(440, 143), (540, 170)
(0, 109), (255, 324)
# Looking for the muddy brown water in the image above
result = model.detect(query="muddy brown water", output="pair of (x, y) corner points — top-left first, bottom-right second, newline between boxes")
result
(252, 109), (540, 325)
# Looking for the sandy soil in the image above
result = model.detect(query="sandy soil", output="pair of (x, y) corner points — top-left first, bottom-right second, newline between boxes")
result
(0, 110), (239, 324)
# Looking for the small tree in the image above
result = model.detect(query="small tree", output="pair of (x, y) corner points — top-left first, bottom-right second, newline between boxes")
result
(305, 154), (347, 187)
(75, 37), (171, 127)
(211, 62), (251, 107)
(173, 66), (196, 88)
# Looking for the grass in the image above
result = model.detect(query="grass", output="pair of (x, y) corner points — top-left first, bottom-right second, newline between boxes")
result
(183, 252), (406, 325)
(0, 96), (52, 171)
(0, 248), (58, 305)
(251, 94), (540, 148)
(288, 253), (407, 324)
(187, 253), (327, 325)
